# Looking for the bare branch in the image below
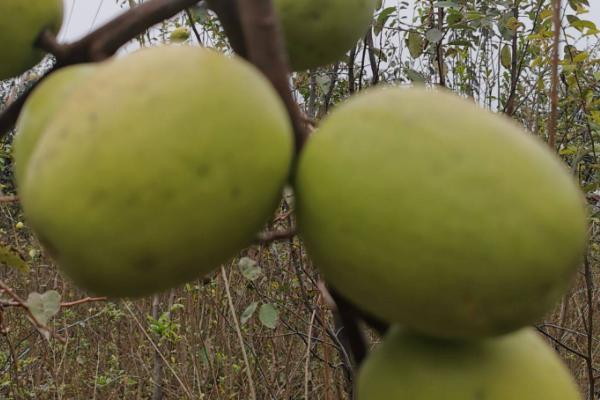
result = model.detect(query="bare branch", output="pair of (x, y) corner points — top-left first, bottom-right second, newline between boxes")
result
(0, 196), (19, 204)
(257, 229), (296, 244)
(235, 0), (310, 153)
(548, 0), (561, 149)
(0, 280), (66, 343)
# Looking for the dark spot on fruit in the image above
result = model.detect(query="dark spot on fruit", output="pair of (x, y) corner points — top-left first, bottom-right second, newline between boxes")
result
(230, 186), (241, 199)
(195, 164), (210, 177)
(134, 254), (158, 271)
(88, 190), (108, 206)
(124, 192), (141, 207)
(88, 112), (98, 123)
(474, 389), (486, 400)
(307, 9), (321, 20)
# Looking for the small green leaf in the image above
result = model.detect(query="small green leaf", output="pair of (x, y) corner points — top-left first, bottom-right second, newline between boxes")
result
(0, 244), (29, 273)
(375, 7), (396, 35)
(405, 68), (426, 83)
(407, 31), (424, 58)
(26, 290), (61, 325)
(501, 44), (512, 69)
(426, 28), (444, 43)
(170, 27), (190, 42)
(371, 47), (387, 62)
(238, 257), (262, 281)
(316, 75), (331, 92)
(241, 302), (258, 324)
(259, 303), (279, 329)
(432, 1), (459, 8)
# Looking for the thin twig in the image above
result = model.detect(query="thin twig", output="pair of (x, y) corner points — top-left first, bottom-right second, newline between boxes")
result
(122, 301), (193, 399)
(0, 280), (65, 343)
(0, 196), (19, 203)
(548, 0), (561, 149)
(583, 254), (595, 400)
(221, 266), (257, 400)
(304, 309), (317, 399)
(185, 8), (203, 45)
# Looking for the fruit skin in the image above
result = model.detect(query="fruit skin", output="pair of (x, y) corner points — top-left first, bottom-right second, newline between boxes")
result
(295, 87), (587, 339)
(0, 0), (63, 80)
(21, 46), (293, 298)
(357, 327), (582, 400)
(14, 65), (96, 187)
(274, 0), (377, 71)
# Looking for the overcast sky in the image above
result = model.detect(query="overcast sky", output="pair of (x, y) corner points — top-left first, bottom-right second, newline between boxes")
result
(58, 0), (600, 43)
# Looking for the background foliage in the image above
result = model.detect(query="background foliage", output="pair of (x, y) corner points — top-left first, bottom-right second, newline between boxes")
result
(0, 0), (599, 398)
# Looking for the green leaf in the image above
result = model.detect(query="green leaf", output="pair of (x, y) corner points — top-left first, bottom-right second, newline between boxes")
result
(0, 244), (29, 273)
(241, 302), (258, 325)
(407, 31), (424, 58)
(571, 19), (596, 32)
(432, 1), (459, 8)
(238, 257), (261, 281)
(375, 7), (396, 35)
(26, 291), (61, 325)
(190, 4), (209, 23)
(170, 27), (190, 43)
(504, 16), (520, 31)
(426, 28), (444, 43)
(501, 44), (512, 69)
(572, 51), (589, 63)
(259, 303), (279, 329)
(316, 75), (331, 92)
(371, 47), (387, 62)
(405, 68), (426, 83)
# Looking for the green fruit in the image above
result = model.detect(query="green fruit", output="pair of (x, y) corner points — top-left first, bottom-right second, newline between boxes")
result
(14, 65), (96, 187)
(0, 0), (63, 80)
(358, 327), (581, 400)
(21, 46), (293, 297)
(296, 87), (587, 339)
(275, 0), (377, 71)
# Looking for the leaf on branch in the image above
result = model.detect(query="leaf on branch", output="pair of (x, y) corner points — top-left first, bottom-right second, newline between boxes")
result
(238, 257), (262, 281)
(0, 243), (29, 273)
(501, 44), (512, 69)
(26, 290), (61, 325)
(259, 303), (279, 329)
(426, 28), (444, 43)
(374, 7), (396, 36)
(407, 31), (424, 58)
(170, 27), (191, 42)
(241, 302), (258, 325)
(432, 1), (459, 8)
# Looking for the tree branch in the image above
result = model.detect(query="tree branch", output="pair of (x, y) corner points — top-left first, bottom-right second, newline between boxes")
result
(235, 0), (310, 153)
(257, 229), (296, 245)
(0, 196), (19, 204)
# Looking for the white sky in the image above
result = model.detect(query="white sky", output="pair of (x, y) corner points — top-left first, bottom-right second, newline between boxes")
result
(58, 0), (600, 43)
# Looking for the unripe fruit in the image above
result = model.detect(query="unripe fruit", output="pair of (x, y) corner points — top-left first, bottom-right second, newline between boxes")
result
(296, 87), (587, 339)
(274, 0), (377, 71)
(14, 65), (96, 187)
(358, 327), (581, 400)
(0, 0), (63, 80)
(21, 46), (293, 297)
